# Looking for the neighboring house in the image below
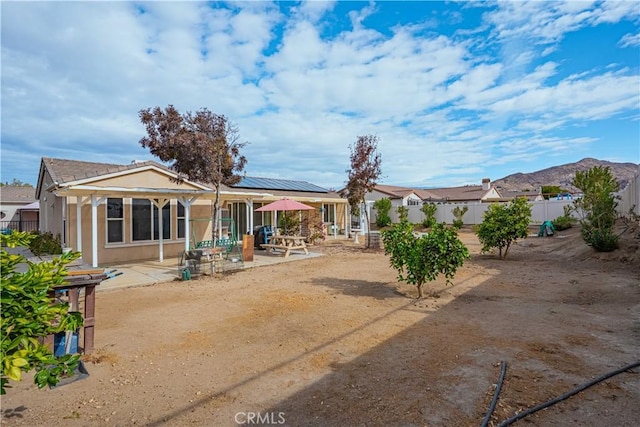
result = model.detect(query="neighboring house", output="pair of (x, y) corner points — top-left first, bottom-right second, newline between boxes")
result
(369, 185), (443, 207)
(362, 179), (502, 227)
(0, 186), (39, 232)
(368, 178), (501, 205)
(36, 157), (347, 267)
(423, 178), (502, 203)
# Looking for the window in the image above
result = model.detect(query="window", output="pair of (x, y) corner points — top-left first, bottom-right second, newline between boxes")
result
(407, 198), (421, 206)
(253, 203), (273, 228)
(132, 199), (171, 241)
(107, 198), (124, 243)
(322, 203), (335, 223)
(177, 202), (185, 239)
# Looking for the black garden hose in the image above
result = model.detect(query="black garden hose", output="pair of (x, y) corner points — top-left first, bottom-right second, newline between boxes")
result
(496, 360), (640, 427)
(481, 360), (507, 427)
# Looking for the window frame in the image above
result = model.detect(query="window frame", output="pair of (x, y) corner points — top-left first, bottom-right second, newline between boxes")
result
(106, 197), (124, 244)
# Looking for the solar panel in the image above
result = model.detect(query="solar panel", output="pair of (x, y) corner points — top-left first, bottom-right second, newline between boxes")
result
(232, 177), (328, 193)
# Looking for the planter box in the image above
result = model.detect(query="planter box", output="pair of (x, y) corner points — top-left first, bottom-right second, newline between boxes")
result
(49, 360), (89, 389)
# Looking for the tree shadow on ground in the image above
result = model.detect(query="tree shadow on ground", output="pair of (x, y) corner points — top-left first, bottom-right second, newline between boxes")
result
(310, 276), (408, 299)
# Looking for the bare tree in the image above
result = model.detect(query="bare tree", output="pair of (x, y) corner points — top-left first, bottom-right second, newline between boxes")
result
(139, 105), (247, 242)
(341, 134), (382, 248)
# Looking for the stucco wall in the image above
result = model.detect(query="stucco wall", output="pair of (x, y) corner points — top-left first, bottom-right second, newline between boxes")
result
(66, 197), (214, 266)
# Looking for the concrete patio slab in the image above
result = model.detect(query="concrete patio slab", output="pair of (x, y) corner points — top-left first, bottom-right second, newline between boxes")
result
(97, 249), (324, 292)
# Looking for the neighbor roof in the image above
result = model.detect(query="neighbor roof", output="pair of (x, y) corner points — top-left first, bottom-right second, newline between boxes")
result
(0, 186), (36, 203)
(375, 184), (442, 201)
(426, 185), (495, 202)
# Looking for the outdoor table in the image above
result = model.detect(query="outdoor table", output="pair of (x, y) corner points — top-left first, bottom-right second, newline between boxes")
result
(260, 235), (309, 258)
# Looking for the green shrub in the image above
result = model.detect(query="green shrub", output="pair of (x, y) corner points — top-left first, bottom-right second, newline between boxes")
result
(396, 206), (409, 223)
(572, 166), (620, 252)
(588, 228), (618, 252)
(374, 198), (392, 228)
(451, 205), (468, 229)
(552, 215), (575, 231)
(420, 202), (437, 228)
(28, 231), (62, 256)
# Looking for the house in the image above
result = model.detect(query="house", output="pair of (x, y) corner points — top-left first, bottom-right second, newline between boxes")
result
(360, 178), (502, 227)
(36, 157), (347, 267)
(0, 186), (39, 232)
(368, 185), (443, 207)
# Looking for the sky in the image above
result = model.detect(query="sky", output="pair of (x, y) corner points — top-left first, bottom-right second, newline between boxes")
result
(1, 1), (639, 190)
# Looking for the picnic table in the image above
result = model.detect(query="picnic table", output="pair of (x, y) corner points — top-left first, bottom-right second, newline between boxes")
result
(260, 235), (309, 258)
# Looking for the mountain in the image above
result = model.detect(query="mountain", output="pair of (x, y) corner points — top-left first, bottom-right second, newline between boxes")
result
(493, 158), (639, 192)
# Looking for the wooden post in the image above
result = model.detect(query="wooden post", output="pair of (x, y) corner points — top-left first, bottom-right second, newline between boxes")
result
(83, 284), (96, 354)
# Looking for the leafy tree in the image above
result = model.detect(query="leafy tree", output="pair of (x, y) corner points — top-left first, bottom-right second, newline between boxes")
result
(1, 179), (33, 187)
(420, 202), (437, 228)
(341, 135), (382, 248)
(476, 197), (532, 259)
(382, 220), (469, 299)
(452, 205), (468, 229)
(572, 166), (620, 251)
(373, 198), (392, 228)
(139, 105), (247, 243)
(1, 232), (84, 394)
(541, 185), (564, 199)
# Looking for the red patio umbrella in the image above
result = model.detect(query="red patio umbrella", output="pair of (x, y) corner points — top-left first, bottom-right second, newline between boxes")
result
(255, 198), (315, 212)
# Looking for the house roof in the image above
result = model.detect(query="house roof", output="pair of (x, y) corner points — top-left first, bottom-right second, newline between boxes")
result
(36, 157), (343, 202)
(374, 181), (502, 203)
(40, 157), (174, 185)
(425, 185), (492, 202)
(0, 186), (36, 203)
(20, 201), (40, 210)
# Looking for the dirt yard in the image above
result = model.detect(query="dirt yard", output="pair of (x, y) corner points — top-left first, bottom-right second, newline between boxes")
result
(2, 225), (639, 426)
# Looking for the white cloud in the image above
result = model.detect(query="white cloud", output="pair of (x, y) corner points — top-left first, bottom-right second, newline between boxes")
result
(484, 0), (639, 46)
(1, 1), (638, 188)
(619, 32), (640, 47)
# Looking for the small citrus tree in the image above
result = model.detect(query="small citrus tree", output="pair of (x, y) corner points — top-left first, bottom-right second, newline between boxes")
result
(382, 220), (469, 299)
(374, 198), (392, 228)
(476, 197), (531, 259)
(452, 205), (468, 229)
(420, 202), (437, 228)
(396, 206), (409, 223)
(1, 232), (84, 394)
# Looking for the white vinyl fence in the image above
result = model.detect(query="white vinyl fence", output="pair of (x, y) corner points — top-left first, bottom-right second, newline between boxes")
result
(372, 199), (578, 226)
(368, 169), (640, 229)
(617, 169), (640, 217)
